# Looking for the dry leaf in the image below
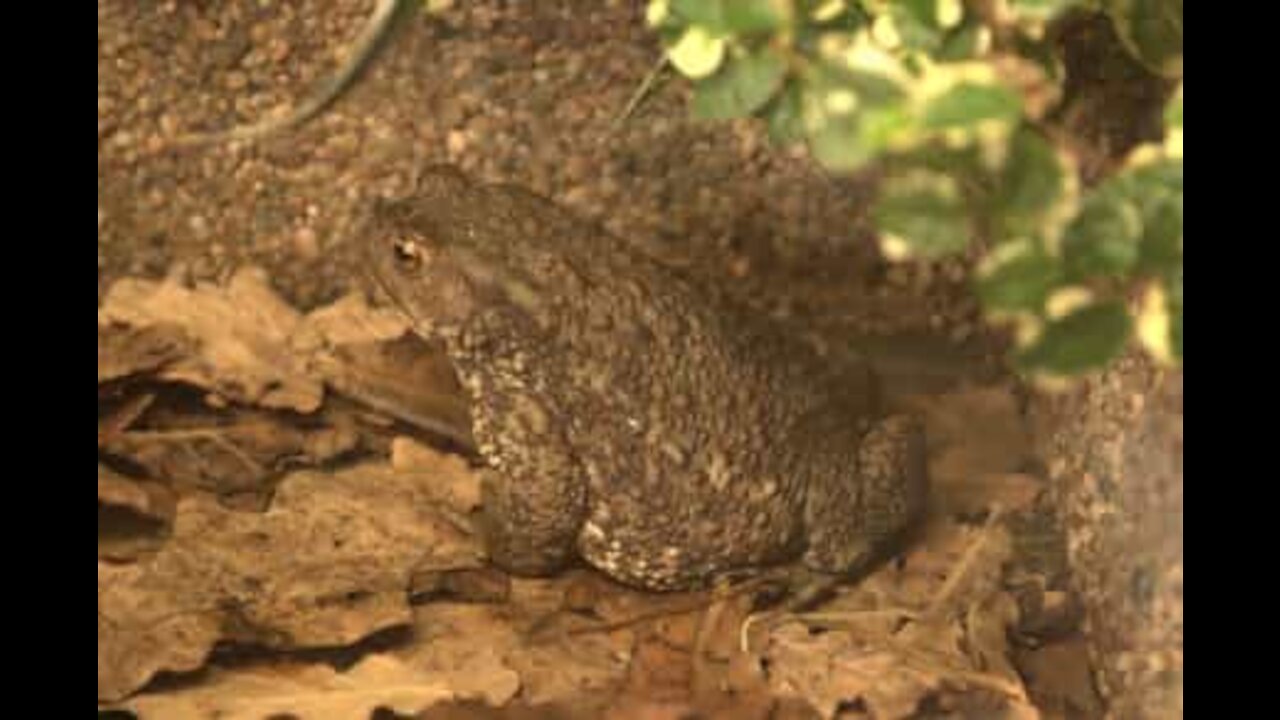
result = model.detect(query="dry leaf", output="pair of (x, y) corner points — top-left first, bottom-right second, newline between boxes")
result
(765, 619), (1037, 720)
(116, 654), (519, 720)
(417, 701), (600, 720)
(99, 391), (157, 448)
(914, 519), (1015, 615)
(1014, 637), (1104, 718)
(99, 268), (323, 413)
(964, 593), (1024, 687)
(298, 290), (411, 348)
(799, 517), (1015, 623)
(318, 335), (474, 448)
(301, 290), (474, 446)
(98, 464), (174, 521)
(751, 508), (1032, 719)
(103, 410), (361, 497)
(766, 623), (933, 719)
(411, 567), (513, 604)
(392, 437), (483, 514)
(98, 460), (484, 702)
(100, 275), (472, 449)
(99, 464), (176, 560)
(954, 473), (1045, 515)
(407, 593), (633, 708)
(98, 323), (192, 384)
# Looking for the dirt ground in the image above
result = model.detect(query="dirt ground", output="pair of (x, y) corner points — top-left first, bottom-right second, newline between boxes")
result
(97, 1), (999, 345)
(98, 3), (1131, 719)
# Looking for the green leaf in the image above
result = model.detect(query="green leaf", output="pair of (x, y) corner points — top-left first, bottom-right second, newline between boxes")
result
(1062, 194), (1143, 280)
(898, 0), (943, 26)
(807, 110), (909, 172)
(976, 241), (1063, 312)
(723, 0), (790, 32)
(802, 64), (913, 172)
(1102, 0), (1183, 77)
(809, 115), (878, 171)
(693, 49), (789, 119)
(666, 26), (728, 78)
(886, 2), (946, 52)
(993, 128), (1067, 239)
(671, 0), (788, 33)
(1137, 193), (1182, 274)
(1131, 157), (1183, 194)
(764, 82), (806, 143)
(936, 21), (990, 62)
(1007, 0), (1079, 21)
(671, 0), (726, 28)
(1166, 266), (1183, 360)
(891, 142), (985, 178)
(1011, 31), (1066, 82)
(1109, 158), (1182, 274)
(803, 1), (869, 30)
(1017, 302), (1133, 374)
(822, 61), (910, 108)
(921, 82), (1022, 131)
(1165, 84), (1183, 130)
(874, 171), (971, 258)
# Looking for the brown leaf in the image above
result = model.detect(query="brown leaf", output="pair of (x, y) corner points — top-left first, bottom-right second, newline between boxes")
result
(99, 268), (323, 413)
(99, 391), (157, 448)
(793, 517), (1015, 623)
(97, 460), (484, 702)
(100, 276), (473, 451)
(417, 701), (598, 720)
(115, 654), (518, 720)
(391, 436), (482, 514)
(98, 464), (174, 521)
(411, 567), (513, 604)
(318, 335), (474, 449)
(965, 593), (1024, 687)
(298, 290), (411, 347)
(914, 519), (1015, 615)
(751, 511), (1033, 719)
(402, 595), (633, 709)
(98, 323), (193, 385)
(300, 290), (475, 447)
(1015, 637), (1105, 718)
(766, 623), (929, 719)
(765, 619), (1037, 720)
(99, 464), (175, 561)
(103, 409), (361, 497)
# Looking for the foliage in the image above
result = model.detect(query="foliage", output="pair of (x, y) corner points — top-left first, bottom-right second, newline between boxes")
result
(647, 0), (1183, 379)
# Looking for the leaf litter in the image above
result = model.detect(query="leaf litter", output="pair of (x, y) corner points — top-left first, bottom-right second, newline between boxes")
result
(97, 269), (1100, 718)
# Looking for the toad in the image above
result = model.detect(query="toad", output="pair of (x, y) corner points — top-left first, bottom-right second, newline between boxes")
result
(366, 167), (927, 591)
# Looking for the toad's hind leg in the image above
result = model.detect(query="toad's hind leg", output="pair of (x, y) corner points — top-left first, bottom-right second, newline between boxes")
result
(802, 414), (929, 575)
(474, 399), (588, 576)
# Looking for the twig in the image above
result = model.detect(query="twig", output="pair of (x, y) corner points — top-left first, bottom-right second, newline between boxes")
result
(611, 54), (672, 133)
(122, 428), (268, 478)
(166, 0), (416, 151)
(98, 392), (157, 448)
(928, 505), (1006, 616)
(542, 575), (774, 640)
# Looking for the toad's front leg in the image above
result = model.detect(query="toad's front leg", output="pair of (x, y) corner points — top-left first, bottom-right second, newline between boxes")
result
(473, 392), (589, 576)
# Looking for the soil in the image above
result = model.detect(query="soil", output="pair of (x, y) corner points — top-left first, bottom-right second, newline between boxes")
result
(97, 2), (991, 352)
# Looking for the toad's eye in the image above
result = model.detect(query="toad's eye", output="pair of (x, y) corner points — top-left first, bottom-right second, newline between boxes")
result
(392, 238), (427, 271)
